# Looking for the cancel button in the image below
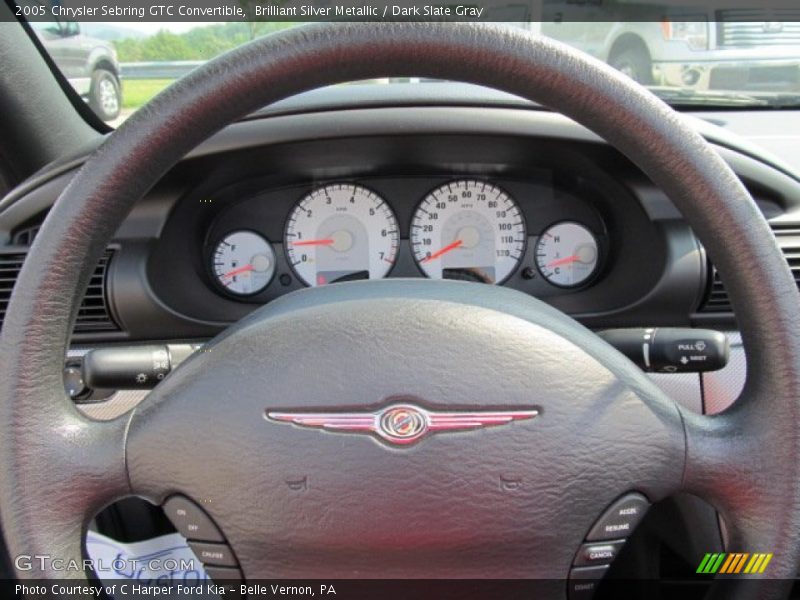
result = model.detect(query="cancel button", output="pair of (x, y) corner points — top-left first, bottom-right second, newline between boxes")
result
(574, 539), (626, 567)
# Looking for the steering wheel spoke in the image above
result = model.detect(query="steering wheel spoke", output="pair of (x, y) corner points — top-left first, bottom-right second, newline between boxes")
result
(679, 382), (800, 585)
(1, 388), (129, 579)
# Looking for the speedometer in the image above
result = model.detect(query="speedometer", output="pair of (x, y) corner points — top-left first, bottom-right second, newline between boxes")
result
(410, 180), (525, 284)
(285, 184), (399, 287)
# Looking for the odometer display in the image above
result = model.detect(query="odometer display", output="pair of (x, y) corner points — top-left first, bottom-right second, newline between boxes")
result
(285, 184), (399, 287)
(410, 180), (526, 284)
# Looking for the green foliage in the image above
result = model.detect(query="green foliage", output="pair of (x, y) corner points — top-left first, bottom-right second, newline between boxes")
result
(121, 79), (174, 109)
(114, 37), (145, 62)
(113, 22), (297, 63)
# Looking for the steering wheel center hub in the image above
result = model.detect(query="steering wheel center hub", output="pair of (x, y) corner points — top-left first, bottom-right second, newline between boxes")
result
(126, 281), (684, 578)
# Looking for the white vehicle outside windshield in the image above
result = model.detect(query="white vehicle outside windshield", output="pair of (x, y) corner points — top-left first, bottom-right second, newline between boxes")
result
(20, 9), (800, 125)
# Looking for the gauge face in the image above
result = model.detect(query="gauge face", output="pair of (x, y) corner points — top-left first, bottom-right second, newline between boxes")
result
(410, 180), (525, 284)
(285, 184), (399, 286)
(212, 230), (276, 295)
(535, 222), (599, 288)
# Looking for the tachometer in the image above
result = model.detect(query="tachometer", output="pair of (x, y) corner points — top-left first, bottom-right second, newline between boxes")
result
(285, 184), (399, 286)
(410, 180), (525, 284)
(535, 221), (599, 288)
(212, 230), (276, 296)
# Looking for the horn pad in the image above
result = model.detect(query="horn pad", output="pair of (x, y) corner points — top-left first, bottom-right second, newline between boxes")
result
(126, 280), (684, 579)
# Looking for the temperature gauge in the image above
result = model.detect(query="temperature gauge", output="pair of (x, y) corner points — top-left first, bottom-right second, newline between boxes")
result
(535, 222), (599, 288)
(212, 231), (276, 296)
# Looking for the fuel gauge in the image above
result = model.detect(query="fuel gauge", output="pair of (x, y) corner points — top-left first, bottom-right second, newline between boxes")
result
(212, 230), (276, 296)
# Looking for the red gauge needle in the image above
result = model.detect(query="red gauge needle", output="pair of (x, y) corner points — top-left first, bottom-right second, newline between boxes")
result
(221, 264), (253, 279)
(546, 255), (580, 268)
(292, 238), (334, 247)
(421, 239), (463, 263)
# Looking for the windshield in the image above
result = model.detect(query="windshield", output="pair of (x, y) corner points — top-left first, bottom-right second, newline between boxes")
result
(18, 8), (800, 125)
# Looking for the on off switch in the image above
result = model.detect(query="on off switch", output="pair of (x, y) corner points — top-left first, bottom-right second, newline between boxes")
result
(163, 495), (224, 543)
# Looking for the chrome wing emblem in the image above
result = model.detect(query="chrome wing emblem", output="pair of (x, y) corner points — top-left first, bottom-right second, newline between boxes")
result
(267, 404), (538, 446)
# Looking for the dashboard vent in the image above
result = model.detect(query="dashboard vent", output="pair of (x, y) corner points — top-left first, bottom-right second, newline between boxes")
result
(701, 225), (800, 313)
(702, 266), (731, 312)
(75, 251), (118, 331)
(11, 223), (41, 246)
(0, 253), (27, 332)
(0, 250), (119, 333)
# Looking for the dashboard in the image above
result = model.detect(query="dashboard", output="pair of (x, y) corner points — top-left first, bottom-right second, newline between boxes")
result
(145, 131), (695, 336)
(173, 164), (626, 306)
(2, 85), (799, 347)
(204, 176), (604, 294)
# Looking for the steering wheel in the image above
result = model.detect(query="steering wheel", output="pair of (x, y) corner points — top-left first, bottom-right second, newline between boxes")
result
(1, 22), (799, 599)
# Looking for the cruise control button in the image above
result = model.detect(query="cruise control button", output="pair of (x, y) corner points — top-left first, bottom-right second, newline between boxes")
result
(574, 539), (625, 567)
(568, 565), (608, 600)
(587, 493), (649, 541)
(163, 496), (224, 542)
(189, 541), (238, 567)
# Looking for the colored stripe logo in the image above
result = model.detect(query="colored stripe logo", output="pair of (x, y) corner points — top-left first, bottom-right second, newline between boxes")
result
(697, 553), (773, 574)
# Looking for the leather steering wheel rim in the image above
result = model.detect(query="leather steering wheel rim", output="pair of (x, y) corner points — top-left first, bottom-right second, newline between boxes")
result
(1, 22), (799, 598)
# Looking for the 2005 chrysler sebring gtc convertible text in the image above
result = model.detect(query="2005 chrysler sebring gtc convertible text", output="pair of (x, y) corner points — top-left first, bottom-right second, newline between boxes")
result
(1, 2), (800, 600)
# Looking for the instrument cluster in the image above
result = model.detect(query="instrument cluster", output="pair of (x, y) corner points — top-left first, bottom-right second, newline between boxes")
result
(207, 178), (604, 298)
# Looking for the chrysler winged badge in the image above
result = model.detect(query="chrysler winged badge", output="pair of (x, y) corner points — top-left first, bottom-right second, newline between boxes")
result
(266, 404), (538, 445)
